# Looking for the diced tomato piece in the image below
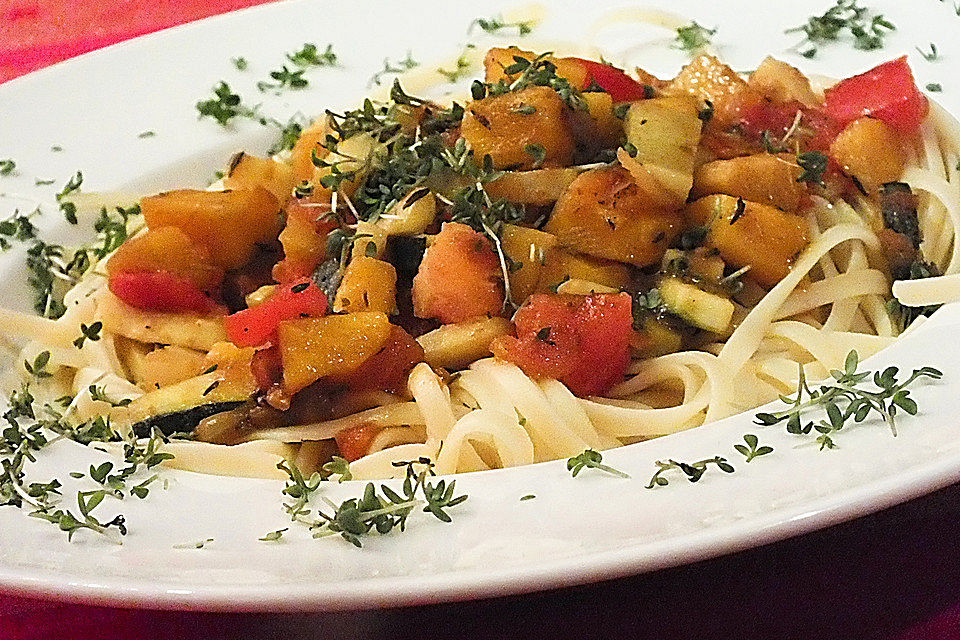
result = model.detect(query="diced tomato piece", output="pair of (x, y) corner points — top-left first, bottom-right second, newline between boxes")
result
(337, 325), (424, 393)
(492, 293), (633, 397)
(225, 279), (327, 347)
(335, 424), (381, 462)
(574, 59), (650, 102)
(108, 271), (222, 314)
(824, 56), (928, 135)
(561, 294), (632, 396)
(412, 222), (503, 323)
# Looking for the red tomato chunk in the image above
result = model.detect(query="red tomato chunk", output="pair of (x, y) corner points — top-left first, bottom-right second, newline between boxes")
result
(574, 58), (650, 102)
(824, 56), (928, 135)
(492, 293), (633, 397)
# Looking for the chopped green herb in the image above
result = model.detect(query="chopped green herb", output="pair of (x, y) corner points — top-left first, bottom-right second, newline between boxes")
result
(55, 171), (83, 224)
(520, 494), (536, 501)
(196, 81), (249, 126)
(438, 51), (473, 83)
(73, 321), (103, 349)
(523, 143), (546, 168)
(673, 21), (716, 52)
(34, 178), (55, 186)
(232, 56), (248, 70)
(796, 150), (828, 185)
(0, 159), (15, 176)
(786, 1), (894, 57)
(916, 43), (939, 62)
(369, 51), (419, 87)
(733, 434), (774, 462)
(926, 83), (943, 92)
(469, 15), (534, 36)
(258, 65), (309, 92)
(23, 351), (52, 379)
(137, 131), (155, 139)
(567, 449), (630, 479)
(287, 43), (337, 67)
(259, 528), (288, 542)
(646, 456), (734, 488)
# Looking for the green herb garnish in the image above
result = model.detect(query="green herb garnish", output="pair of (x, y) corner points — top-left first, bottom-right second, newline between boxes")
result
(786, 0), (894, 58)
(287, 43), (337, 67)
(733, 434), (774, 462)
(646, 456), (734, 488)
(673, 21), (716, 52)
(755, 350), (942, 447)
(567, 449), (630, 479)
(469, 15), (534, 36)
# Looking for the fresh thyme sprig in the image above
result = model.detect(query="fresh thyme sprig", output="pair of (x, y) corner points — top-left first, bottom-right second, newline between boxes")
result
(469, 15), (534, 36)
(55, 171), (83, 224)
(196, 81), (256, 126)
(755, 350), (943, 448)
(369, 51), (419, 87)
(30, 491), (127, 543)
(786, 0), (895, 58)
(286, 42), (337, 67)
(673, 21), (716, 52)
(646, 457), (734, 488)
(917, 43), (939, 62)
(567, 449), (630, 479)
(733, 434), (774, 462)
(277, 457), (467, 548)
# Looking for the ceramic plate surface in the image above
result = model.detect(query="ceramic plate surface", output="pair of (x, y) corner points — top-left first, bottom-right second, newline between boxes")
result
(1, 0), (960, 612)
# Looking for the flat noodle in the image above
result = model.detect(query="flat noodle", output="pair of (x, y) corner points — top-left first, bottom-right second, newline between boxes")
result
(4, 63), (959, 481)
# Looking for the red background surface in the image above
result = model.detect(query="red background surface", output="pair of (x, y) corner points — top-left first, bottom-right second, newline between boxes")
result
(3, 1), (960, 638)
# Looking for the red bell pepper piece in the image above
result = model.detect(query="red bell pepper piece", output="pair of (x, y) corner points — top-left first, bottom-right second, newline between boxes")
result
(335, 423), (382, 462)
(575, 58), (650, 102)
(108, 271), (221, 314)
(224, 279), (327, 347)
(823, 56), (928, 135)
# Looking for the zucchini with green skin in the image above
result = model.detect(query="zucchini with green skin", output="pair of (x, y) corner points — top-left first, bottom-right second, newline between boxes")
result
(132, 402), (245, 438)
(658, 276), (734, 334)
(117, 371), (251, 437)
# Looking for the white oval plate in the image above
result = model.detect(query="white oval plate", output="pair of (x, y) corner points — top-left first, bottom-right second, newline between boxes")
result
(2, 0), (960, 613)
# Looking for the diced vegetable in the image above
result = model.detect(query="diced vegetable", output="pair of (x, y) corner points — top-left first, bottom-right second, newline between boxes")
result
(417, 316), (512, 370)
(661, 247), (725, 281)
(659, 276), (734, 333)
(575, 58), (650, 102)
(824, 57), (927, 136)
(98, 292), (227, 351)
(555, 279), (618, 295)
(273, 197), (339, 283)
(568, 91), (624, 156)
(310, 132), (385, 199)
(141, 187), (280, 270)
(829, 117), (905, 192)
(483, 47), (588, 88)
(289, 115), (332, 182)
(632, 315), (682, 358)
(412, 222), (503, 323)
(374, 189), (437, 236)
(106, 226), (223, 293)
(545, 166), (682, 266)
(335, 424), (381, 462)
(138, 346), (209, 390)
(501, 224), (558, 303)
(333, 256), (398, 314)
(225, 279), (328, 347)
(109, 271), (222, 314)
(485, 167), (581, 205)
(691, 154), (803, 212)
(684, 194), (809, 287)
(337, 325), (424, 392)
(748, 57), (819, 108)
(664, 54), (758, 127)
(277, 312), (392, 393)
(350, 222), (388, 260)
(222, 152), (297, 202)
(461, 86), (575, 170)
(491, 293), (633, 396)
(537, 248), (630, 293)
(622, 96), (703, 207)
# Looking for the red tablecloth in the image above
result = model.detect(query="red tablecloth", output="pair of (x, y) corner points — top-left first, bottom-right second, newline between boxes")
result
(3, 3), (960, 638)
